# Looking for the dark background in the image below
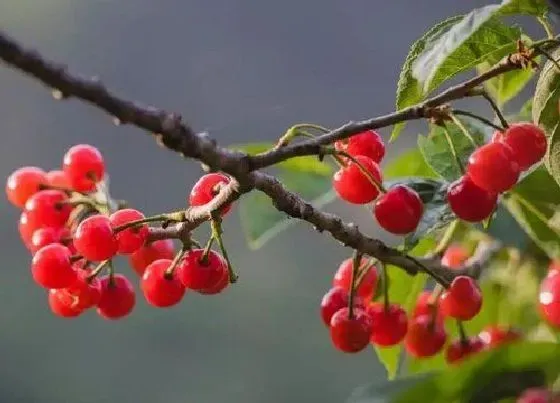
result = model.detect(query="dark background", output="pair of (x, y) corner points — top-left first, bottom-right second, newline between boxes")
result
(0, 1), (531, 402)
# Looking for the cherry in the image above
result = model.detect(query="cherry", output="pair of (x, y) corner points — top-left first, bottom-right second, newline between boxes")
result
(548, 259), (560, 273)
(333, 258), (378, 302)
(334, 130), (385, 163)
(96, 274), (135, 319)
(46, 170), (71, 189)
(19, 211), (38, 249)
(24, 190), (72, 228)
(177, 249), (227, 291)
(63, 144), (105, 192)
(493, 123), (547, 171)
(332, 155), (383, 204)
(109, 209), (149, 254)
(516, 388), (554, 403)
(479, 325), (521, 348)
(6, 166), (48, 208)
(48, 289), (83, 318)
(329, 307), (372, 353)
(367, 303), (408, 347)
(320, 286), (364, 327)
(440, 276), (482, 321)
(374, 185), (423, 235)
(129, 239), (175, 276)
(539, 271), (560, 328)
(31, 244), (77, 289)
(466, 142), (520, 193)
(412, 290), (443, 324)
(64, 265), (102, 310)
(441, 244), (469, 269)
(404, 314), (447, 358)
(141, 259), (186, 307)
(447, 175), (497, 222)
(189, 173), (232, 216)
(74, 214), (118, 261)
(198, 268), (229, 295)
(445, 336), (485, 364)
(30, 227), (68, 254)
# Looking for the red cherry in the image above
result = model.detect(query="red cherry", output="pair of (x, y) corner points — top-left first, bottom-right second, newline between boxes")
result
(367, 303), (408, 347)
(440, 276), (482, 321)
(189, 173), (232, 216)
(31, 244), (77, 289)
(129, 239), (175, 276)
(493, 123), (547, 171)
(333, 258), (378, 302)
(412, 291), (443, 324)
(48, 289), (83, 318)
(445, 336), (485, 364)
(63, 144), (105, 192)
(74, 214), (118, 261)
(24, 190), (72, 228)
(332, 155), (383, 204)
(374, 185), (423, 235)
(447, 175), (497, 222)
(320, 286), (364, 326)
(30, 227), (66, 254)
(64, 266), (102, 310)
(441, 244), (469, 269)
(198, 268), (229, 295)
(46, 170), (71, 189)
(329, 307), (372, 353)
(19, 211), (38, 249)
(177, 249), (227, 291)
(479, 325), (521, 348)
(96, 274), (135, 319)
(6, 166), (48, 208)
(466, 142), (520, 193)
(539, 271), (560, 328)
(141, 259), (186, 307)
(516, 388), (553, 403)
(549, 259), (560, 273)
(334, 130), (385, 163)
(109, 209), (149, 254)
(404, 314), (447, 358)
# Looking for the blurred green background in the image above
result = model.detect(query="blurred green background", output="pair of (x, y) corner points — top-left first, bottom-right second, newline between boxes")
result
(0, 1), (528, 402)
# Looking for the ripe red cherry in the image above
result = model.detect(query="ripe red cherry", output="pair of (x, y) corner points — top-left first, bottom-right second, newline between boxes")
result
(46, 170), (71, 189)
(6, 166), (47, 208)
(198, 268), (229, 295)
(109, 209), (149, 254)
(96, 274), (136, 319)
(141, 259), (186, 307)
(320, 286), (364, 326)
(441, 244), (469, 269)
(129, 239), (175, 276)
(189, 173), (232, 216)
(334, 130), (386, 163)
(19, 211), (38, 249)
(332, 155), (383, 204)
(440, 276), (482, 321)
(412, 290), (443, 324)
(374, 185), (423, 235)
(48, 289), (83, 318)
(31, 244), (77, 289)
(367, 303), (408, 346)
(445, 336), (485, 364)
(516, 388), (553, 403)
(64, 266), (102, 310)
(539, 271), (560, 327)
(479, 325), (521, 348)
(493, 123), (547, 171)
(24, 190), (72, 228)
(177, 249), (227, 291)
(466, 142), (520, 193)
(333, 258), (378, 302)
(30, 227), (67, 254)
(74, 214), (118, 261)
(329, 307), (372, 353)
(447, 175), (497, 222)
(404, 314), (447, 358)
(63, 144), (105, 192)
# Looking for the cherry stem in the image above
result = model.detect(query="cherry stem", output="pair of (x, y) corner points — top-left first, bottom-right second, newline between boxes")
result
(452, 109), (505, 132)
(348, 250), (363, 320)
(333, 150), (386, 193)
(107, 260), (115, 287)
(442, 126), (465, 174)
(537, 16), (555, 40)
(56, 198), (97, 210)
(457, 320), (469, 347)
(164, 247), (187, 278)
(381, 262), (390, 313)
(480, 91), (509, 129)
(86, 259), (109, 282)
(433, 220), (461, 258)
(199, 236), (215, 266)
(70, 255), (84, 263)
(211, 216), (238, 283)
(113, 212), (184, 233)
(355, 258), (378, 298)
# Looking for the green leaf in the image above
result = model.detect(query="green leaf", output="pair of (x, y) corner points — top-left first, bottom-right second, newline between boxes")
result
(518, 98), (533, 121)
(384, 148), (438, 179)
(486, 202), (533, 251)
(532, 48), (560, 138)
(478, 60), (535, 107)
(546, 122), (560, 187)
(497, 0), (548, 15)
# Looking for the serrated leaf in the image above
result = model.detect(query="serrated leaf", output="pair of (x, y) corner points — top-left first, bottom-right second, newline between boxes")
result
(532, 48), (560, 137)
(546, 122), (560, 186)
(478, 59), (536, 106)
(498, 0), (548, 15)
(384, 148), (438, 179)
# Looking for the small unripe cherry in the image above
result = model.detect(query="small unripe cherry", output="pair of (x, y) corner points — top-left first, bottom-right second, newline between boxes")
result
(367, 303), (408, 347)
(332, 155), (383, 204)
(320, 286), (364, 326)
(374, 185), (423, 235)
(440, 276), (482, 321)
(445, 336), (485, 364)
(63, 144), (105, 192)
(441, 244), (469, 269)
(334, 130), (385, 163)
(177, 249), (227, 291)
(96, 274), (136, 319)
(492, 123), (547, 171)
(24, 190), (72, 228)
(329, 307), (372, 353)
(405, 314), (447, 358)
(109, 208), (149, 254)
(129, 239), (175, 276)
(6, 166), (47, 208)
(74, 214), (118, 261)
(31, 244), (77, 289)
(447, 175), (497, 222)
(333, 258), (378, 302)
(479, 325), (521, 348)
(141, 259), (186, 307)
(48, 289), (83, 318)
(539, 271), (560, 328)
(466, 142), (520, 193)
(189, 173), (232, 216)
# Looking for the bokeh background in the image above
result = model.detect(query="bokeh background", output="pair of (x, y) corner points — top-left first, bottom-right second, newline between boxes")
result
(0, 1), (542, 402)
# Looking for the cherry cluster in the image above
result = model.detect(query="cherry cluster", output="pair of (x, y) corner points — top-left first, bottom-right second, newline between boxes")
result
(7, 145), (234, 319)
(320, 245), (523, 364)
